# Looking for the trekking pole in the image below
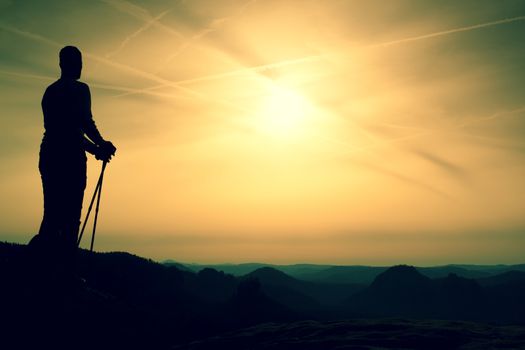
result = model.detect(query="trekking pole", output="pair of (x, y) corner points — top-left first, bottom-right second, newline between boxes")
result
(77, 161), (107, 250)
(89, 161), (107, 252)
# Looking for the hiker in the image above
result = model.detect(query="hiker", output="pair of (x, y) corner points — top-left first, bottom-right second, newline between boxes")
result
(29, 46), (116, 271)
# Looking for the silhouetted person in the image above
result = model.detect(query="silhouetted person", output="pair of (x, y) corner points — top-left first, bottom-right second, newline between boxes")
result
(29, 46), (116, 275)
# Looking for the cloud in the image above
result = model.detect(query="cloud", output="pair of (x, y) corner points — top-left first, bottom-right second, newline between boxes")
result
(346, 157), (451, 199)
(411, 149), (468, 181)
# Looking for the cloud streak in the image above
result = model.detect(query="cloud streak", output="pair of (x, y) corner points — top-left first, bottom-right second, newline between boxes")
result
(161, 0), (258, 67)
(114, 15), (525, 98)
(370, 15), (525, 48)
(337, 106), (525, 158)
(0, 69), (190, 99)
(0, 21), (255, 116)
(348, 157), (451, 199)
(0, 69), (54, 82)
(100, 0), (185, 40)
(411, 150), (468, 181)
(106, 9), (172, 59)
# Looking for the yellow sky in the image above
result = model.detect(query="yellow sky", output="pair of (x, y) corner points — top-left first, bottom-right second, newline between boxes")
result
(1, 0), (525, 264)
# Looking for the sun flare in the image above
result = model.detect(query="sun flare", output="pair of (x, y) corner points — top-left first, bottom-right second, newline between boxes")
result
(255, 85), (314, 139)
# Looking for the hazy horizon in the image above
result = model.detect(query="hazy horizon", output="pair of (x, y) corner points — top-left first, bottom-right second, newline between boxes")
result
(167, 259), (525, 268)
(1, 0), (525, 264)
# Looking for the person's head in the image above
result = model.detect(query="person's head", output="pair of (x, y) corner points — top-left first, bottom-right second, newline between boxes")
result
(59, 46), (82, 80)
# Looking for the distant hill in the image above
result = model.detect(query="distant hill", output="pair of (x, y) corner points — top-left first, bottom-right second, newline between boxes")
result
(296, 265), (388, 284)
(176, 262), (517, 285)
(417, 265), (491, 279)
(245, 267), (364, 317)
(162, 259), (194, 272)
(477, 270), (525, 287)
(347, 265), (435, 317)
(480, 271), (525, 324)
(168, 262), (331, 277)
(344, 265), (525, 322)
(296, 265), (503, 284)
(453, 264), (525, 274)
(167, 262), (273, 275)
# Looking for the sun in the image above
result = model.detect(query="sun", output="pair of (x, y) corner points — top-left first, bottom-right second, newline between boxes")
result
(255, 85), (314, 139)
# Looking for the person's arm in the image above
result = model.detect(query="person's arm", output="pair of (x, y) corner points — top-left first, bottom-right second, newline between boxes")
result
(82, 136), (98, 155)
(80, 83), (117, 161)
(80, 83), (105, 145)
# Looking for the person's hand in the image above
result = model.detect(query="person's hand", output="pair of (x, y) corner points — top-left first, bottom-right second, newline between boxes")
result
(102, 140), (117, 156)
(95, 140), (117, 162)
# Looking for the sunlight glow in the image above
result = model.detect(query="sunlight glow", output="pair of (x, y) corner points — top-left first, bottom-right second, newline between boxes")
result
(255, 85), (314, 139)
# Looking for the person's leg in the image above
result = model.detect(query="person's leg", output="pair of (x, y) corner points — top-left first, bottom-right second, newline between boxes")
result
(60, 160), (87, 275)
(38, 173), (62, 239)
(30, 156), (62, 255)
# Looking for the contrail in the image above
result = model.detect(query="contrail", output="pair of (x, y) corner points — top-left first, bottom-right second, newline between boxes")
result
(161, 0), (258, 67)
(106, 9), (171, 59)
(370, 15), (525, 48)
(0, 69), (189, 98)
(339, 106), (525, 156)
(0, 22), (63, 48)
(0, 22), (262, 140)
(194, 14), (525, 79)
(349, 157), (451, 199)
(457, 106), (525, 127)
(0, 69), (54, 82)
(0, 22), (255, 117)
(100, 0), (185, 40)
(113, 54), (323, 98)
(116, 14), (525, 97)
(0, 22), (185, 89)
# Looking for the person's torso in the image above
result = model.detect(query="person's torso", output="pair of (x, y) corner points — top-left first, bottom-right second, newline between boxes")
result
(40, 79), (87, 159)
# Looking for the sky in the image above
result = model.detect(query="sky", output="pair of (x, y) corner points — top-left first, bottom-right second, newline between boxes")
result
(1, 0), (525, 265)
